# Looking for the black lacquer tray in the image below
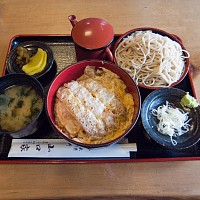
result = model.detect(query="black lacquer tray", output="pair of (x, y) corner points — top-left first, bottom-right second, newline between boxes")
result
(0, 34), (199, 164)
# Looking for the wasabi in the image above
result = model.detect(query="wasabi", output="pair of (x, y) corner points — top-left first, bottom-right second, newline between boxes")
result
(180, 92), (199, 108)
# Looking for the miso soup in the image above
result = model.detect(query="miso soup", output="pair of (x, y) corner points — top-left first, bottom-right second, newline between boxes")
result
(0, 85), (43, 132)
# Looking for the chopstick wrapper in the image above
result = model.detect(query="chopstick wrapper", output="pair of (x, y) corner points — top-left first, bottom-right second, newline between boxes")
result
(8, 139), (137, 159)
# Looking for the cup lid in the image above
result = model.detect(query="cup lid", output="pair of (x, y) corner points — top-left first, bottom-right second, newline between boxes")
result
(71, 18), (114, 50)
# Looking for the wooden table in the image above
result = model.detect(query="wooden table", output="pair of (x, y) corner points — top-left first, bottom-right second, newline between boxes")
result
(0, 0), (200, 199)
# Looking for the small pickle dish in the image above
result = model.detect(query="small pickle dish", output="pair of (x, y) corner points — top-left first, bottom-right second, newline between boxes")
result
(6, 41), (54, 79)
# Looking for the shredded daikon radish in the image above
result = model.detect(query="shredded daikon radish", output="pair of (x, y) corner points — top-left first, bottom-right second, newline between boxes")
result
(152, 101), (191, 145)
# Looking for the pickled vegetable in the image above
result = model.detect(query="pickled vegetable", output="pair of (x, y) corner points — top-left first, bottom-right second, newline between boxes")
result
(16, 46), (32, 68)
(22, 48), (47, 75)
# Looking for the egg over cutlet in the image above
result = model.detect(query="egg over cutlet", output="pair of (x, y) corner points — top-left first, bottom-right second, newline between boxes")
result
(54, 66), (134, 144)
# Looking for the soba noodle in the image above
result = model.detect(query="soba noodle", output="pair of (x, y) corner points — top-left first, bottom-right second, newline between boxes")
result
(115, 30), (190, 87)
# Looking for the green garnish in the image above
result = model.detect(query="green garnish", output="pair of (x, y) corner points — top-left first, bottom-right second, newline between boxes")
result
(0, 95), (9, 110)
(31, 96), (39, 106)
(17, 100), (23, 108)
(20, 86), (32, 96)
(180, 92), (199, 108)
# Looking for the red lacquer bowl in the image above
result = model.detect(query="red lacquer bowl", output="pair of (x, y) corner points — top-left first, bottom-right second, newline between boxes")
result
(46, 60), (141, 148)
(113, 27), (190, 90)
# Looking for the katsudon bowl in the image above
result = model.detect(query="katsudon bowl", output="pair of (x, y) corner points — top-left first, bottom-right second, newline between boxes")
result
(46, 60), (141, 148)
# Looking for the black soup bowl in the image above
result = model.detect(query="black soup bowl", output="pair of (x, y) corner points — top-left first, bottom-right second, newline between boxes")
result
(0, 73), (45, 138)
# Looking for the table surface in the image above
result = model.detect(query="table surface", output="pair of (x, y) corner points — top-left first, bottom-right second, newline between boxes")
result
(1, 0), (200, 199)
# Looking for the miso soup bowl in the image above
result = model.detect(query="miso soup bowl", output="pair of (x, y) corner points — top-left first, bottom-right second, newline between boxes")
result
(46, 60), (141, 148)
(0, 73), (45, 138)
(113, 27), (190, 90)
